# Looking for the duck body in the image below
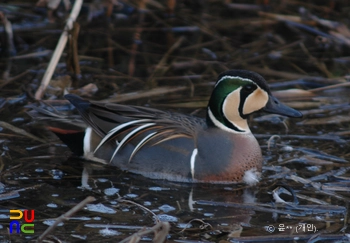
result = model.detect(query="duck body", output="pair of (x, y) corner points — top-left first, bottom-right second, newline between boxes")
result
(63, 70), (302, 185)
(84, 115), (262, 184)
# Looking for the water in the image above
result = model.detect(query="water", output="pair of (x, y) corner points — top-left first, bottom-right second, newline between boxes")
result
(0, 1), (350, 242)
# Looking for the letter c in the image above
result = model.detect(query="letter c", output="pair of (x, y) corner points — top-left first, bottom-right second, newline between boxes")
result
(21, 224), (34, 234)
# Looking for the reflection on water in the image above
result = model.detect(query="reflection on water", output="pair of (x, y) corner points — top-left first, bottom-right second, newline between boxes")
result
(0, 86), (349, 242)
(0, 113), (349, 242)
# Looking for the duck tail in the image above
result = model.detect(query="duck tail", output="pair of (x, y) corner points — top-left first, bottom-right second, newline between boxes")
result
(48, 126), (85, 156)
(64, 94), (90, 112)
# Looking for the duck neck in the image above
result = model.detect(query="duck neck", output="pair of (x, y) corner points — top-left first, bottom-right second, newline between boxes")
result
(206, 107), (251, 134)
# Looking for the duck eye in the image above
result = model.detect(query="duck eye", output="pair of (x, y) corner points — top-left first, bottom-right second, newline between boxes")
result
(243, 84), (255, 92)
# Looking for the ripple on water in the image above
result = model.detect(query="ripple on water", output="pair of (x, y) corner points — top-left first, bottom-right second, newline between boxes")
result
(86, 203), (116, 214)
(104, 187), (120, 196)
(157, 214), (178, 222)
(43, 220), (64, 226)
(125, 193), (138, 198)
(158, 204), (176, 213)
(50, 169), (64, 180)
(144, 201), (151, 206)
(99, 228), (122, 237)
(149, 186), (170, 191)
(47, 203), (58, 208)
(71, 234), (87, 240)
(177, 223), (192, 229)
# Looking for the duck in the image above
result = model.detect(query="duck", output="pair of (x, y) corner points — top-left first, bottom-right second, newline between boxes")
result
(60, 70), (302, 185)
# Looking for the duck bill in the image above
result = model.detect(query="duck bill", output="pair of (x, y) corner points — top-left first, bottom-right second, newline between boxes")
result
(263, 95), (303, 118)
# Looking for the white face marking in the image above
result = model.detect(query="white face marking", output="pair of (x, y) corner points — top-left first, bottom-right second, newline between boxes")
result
(208, 108), (247, 134)
(215, 75), (254, 87)
(210, 74), (271, 133)
(243, 168), (261, 186)
(221, 85), (269, 133)
(211, 75), (258, 133)
(190, 148), (198, 180)
(222, 88), (250, 133)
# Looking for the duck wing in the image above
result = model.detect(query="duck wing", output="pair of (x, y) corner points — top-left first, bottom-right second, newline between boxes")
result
(65, 94), (206, 161)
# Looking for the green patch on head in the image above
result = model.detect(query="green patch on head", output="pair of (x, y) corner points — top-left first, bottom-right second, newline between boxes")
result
(208, 76), (252, 124)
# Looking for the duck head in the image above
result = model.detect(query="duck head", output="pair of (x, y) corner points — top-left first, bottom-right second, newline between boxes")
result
(207, 70), (302, 133)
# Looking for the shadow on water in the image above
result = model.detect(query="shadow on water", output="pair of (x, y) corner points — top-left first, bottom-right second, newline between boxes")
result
(0, 0), (350, 242)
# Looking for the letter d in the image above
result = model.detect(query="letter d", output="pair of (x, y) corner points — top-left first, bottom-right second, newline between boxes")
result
(10, 210), (23, 220)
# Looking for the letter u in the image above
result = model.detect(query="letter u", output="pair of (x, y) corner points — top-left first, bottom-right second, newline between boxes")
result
(24, 210), (35, 223)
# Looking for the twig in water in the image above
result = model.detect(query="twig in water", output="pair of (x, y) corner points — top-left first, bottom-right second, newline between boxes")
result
(117, 197), (160, 223)
(117, 196), (171, 242)
(0, 121), (46, 143)
(179, 218), (212, 233)
(37, 196), (95, 243)
(119, 221), (170, 243)
(267, 135), (281, 151)
(67, 22), (81, 76)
